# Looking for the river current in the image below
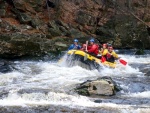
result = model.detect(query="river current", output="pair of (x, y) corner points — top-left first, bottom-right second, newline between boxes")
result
(0, 50), (150, 113)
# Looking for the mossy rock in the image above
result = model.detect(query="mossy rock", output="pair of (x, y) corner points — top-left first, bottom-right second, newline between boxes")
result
(75, 88), (90, 96)
(48, 28), (62, 37)
(30, 18), (42, 28)
(17, 13), (32, 24)
(0, 9), (6, 17)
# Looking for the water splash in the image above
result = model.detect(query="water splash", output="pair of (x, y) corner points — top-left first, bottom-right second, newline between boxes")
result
(0, 53), (149, 112)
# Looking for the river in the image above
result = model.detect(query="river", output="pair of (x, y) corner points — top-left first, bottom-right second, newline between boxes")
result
(0, 50), (150, 113)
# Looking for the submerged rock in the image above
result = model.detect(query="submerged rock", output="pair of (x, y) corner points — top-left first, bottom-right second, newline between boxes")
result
(134, 49), (145, 55)
(0, 59), (12, 73)
(75, 76), (121, 96)
(141, 67), (150, 76)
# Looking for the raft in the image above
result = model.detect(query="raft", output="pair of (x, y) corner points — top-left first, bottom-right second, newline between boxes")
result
(67, 50), (116, 69)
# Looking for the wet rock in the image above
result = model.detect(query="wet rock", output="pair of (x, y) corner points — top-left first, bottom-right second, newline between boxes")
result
(13, 0), (26, 11)
(96, 27), (113, 38)
(113, 35), (122, 48)
(68, 28), (85, 38)
(48, 20), (59, 29)
(0, 59), (12, 73)
(0, 20), (16, 32)
(93, 0), (102, 5)
(59, 26), (68, 35)
(0, 9), (6, 17)
(94, 100), (102, 103)
(141, 67), (150, 76)
(55, 20), (69, 29)
(54, 42), (67, 47)
(0, 33), (69, 58)
(0, 89), (9, 98)
(147, 27), (150, 36)
(47, 0), (55, 8)
(30, 18), (42, 28)
(48, 21), (62, 37)
(134, 49), (145, 55)
(145, 71), (150, 76)
(0, 0), (7, 17)
(48, 28), (62, 37)
(17, 13), (32, 24)
(75, 76), (121, 96)
(0, 0), (149, 57)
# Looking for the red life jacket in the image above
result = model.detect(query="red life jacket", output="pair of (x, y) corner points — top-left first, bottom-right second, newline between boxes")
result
(87, 44), (99, 55)
(106, 52), (115, 63)
(106, 53), (111, 58)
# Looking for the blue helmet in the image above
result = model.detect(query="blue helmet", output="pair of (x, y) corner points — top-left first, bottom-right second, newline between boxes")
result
(90, 38), (95, 42)
(74, 39), (78, 42)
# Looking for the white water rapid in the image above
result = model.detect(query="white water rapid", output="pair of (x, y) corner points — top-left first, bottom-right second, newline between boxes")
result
(0, 51), (150, 113)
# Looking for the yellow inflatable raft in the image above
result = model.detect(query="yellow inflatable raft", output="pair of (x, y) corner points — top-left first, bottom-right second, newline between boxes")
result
(67, 50), (116, 68)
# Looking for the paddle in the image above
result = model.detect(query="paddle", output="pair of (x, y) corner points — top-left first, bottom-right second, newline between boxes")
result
(101, 56), (106, 63)
(119, 59), (127, 66)
(85, 41), (88, 51)
(84, 41), (88, 61)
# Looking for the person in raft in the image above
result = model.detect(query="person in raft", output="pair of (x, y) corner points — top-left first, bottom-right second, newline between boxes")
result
(105, 46), (118, 63)
(68, 39), (81, 50)
(85, 38), (99, 56)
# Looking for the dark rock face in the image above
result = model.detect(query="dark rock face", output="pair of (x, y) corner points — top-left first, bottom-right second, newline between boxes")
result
(0, 0), (150, 58)
(0, 33), (68, 58)
(76, 11), (96, 26)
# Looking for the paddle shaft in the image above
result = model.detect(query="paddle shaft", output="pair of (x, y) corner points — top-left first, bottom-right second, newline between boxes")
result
(86, 41), (88, 51)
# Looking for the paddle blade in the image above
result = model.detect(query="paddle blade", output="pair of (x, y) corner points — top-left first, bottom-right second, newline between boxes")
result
(84, 53), (88, 61)
(101, 56), (106, 63)
(119, 59), (127, 65)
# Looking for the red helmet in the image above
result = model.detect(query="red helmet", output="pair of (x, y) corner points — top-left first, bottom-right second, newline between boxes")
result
(108, 46), (113, 50)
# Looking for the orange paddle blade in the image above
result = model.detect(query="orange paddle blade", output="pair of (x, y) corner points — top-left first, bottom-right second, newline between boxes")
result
(119, 59), (127, 65)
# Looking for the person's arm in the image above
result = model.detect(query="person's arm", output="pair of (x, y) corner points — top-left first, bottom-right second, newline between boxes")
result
(77, 45), (81, 49)
(99, 48), (103, 55)
(88, 45), (97, 53)
(68, 44), (74, 50)
(102, 49), (108, 56)
(87, 45), (91, 50)
(112, 51), (118, 58)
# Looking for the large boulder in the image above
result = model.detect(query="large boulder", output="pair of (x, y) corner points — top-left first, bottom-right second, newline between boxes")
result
(75, 76), (121, 96)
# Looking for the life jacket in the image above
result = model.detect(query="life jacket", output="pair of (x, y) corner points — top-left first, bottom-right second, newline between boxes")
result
(106, 51), (118, 63)
(87, 44), (99, 56)
(101, 49), (108, 56)
(100, 49), (108, 61)
(68, 44), (81, 50)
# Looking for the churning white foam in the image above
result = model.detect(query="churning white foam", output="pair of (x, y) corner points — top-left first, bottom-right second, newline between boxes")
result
(126, 91), (150, 98)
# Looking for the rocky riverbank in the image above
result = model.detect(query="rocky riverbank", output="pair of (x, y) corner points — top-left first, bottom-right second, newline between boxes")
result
(0, 0), (150, 58)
